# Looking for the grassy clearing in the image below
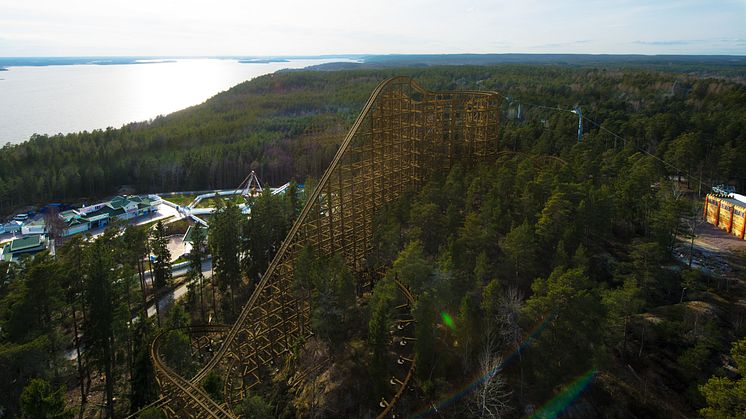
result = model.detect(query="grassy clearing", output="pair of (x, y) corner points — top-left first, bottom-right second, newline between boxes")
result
(195, 194), (246, 209)
(164, 219), (191, 236)
(164, 194), (199, 207)
(173, 255), (190, 265)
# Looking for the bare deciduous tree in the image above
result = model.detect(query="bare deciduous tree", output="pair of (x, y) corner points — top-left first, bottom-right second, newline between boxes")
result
(498, 288), (524, 353)
(468, 349), (512, 418)
(684, 201), (706, 269)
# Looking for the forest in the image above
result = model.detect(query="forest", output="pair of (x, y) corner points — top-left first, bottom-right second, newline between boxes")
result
(0, 188), (297, 418)
(1, 63), (745, 215)
(1, 63), (746, 417)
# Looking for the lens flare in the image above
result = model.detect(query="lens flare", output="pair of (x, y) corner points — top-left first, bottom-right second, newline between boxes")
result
(530, 369), (597, 419)
(441, 311), (455, 330)
(412, 315), (554, 418)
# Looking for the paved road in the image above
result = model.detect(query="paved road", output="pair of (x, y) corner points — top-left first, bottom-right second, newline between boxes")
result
(146, 258), (213, 318)
(66, 257), (213, 360)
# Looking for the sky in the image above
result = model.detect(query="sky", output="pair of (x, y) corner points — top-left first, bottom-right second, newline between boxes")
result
(1, 0), (744, 56)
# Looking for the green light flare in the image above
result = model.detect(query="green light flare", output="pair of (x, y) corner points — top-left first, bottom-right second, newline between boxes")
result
(441, 311), (455, 330)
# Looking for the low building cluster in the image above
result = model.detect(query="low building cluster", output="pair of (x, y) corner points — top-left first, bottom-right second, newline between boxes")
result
(1, 194), (161, 262)
(58, 195), (161, 236)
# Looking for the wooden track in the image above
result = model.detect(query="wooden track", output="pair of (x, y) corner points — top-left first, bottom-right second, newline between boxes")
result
(150, 77), (502, 417)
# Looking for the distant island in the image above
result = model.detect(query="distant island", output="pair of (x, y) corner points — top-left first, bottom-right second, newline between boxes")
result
(0, 57), (177, 67)
(0, 56), (358, 69)
(2, 54), (746, 74)
(239, 58), (290, 64)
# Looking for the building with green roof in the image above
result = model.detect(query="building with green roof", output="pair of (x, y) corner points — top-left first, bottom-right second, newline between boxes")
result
(59, 194), (162, 237)
(1, 235), (49, 262)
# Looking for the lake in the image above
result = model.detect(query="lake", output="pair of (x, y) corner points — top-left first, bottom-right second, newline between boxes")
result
(0, 58), (349, 145)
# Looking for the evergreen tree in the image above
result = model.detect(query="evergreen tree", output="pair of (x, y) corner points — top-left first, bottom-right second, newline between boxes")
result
(201, 371), (224, 403)
(388, 241), (432, 295)
(0, 254), (67, 416)
(535, 190), (573, 247)
(209, 201), (242, 320)
(122, 226), (150, 318)
(601, 277), (643, 356)
(309, 254), (355, 346)
(700, 338), (746, 418)
(188, 224), (207, 322)
(523, 267), (604, 395)
(414, 292), (437, 381)
(20, 253), (65, 378)
(367, 278), (397, 392)
(456, 292), (482, 368)
(242, 188), (292, 280)
(150, 221), (172, 326)
(84, 239), (117, 418)
(19, 378), (73, 419)
(500, 221), (538, 288)
(237, 394), (273, 419)
(58, 237), (89, 405)
(408, 200), (444, 255)
(130, 321), (158, 413)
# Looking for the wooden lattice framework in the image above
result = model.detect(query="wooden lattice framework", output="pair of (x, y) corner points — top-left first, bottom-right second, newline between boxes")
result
(150, 76), (502, 417)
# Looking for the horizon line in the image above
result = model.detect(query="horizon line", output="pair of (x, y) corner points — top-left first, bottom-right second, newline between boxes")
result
(2, 52), (746, 58)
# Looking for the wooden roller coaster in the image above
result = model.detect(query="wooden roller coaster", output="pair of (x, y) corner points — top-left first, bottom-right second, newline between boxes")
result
(149, 76), (502, 417)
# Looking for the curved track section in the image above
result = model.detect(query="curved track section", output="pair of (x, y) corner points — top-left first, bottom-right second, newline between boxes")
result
(378, 280), (417, 418)
(151, 325), (232, 418)
(152, 76), (502, 416)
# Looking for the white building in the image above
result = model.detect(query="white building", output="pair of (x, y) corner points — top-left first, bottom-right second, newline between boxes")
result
(0, 221), (23, 235)
(59, 195), (162, 237)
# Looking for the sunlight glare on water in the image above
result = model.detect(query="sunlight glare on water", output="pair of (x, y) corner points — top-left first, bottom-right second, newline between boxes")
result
(0, 58), (349, 144)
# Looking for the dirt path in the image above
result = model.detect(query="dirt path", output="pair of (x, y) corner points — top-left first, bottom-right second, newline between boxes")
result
(692, 222), (746, 254)
(675, 222), (746, 280)
(681, 222), (746, 314)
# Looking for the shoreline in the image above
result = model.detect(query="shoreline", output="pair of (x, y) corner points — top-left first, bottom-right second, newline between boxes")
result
(0, 58), (351, 145)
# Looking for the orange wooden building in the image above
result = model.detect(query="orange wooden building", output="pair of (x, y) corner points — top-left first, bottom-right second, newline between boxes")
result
(704, 194), (746, 239)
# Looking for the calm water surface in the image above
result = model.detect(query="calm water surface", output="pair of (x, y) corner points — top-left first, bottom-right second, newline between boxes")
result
(0, 58), (347, 145)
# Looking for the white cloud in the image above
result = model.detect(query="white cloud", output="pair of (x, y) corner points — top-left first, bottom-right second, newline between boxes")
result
(0, 0), (743, 55)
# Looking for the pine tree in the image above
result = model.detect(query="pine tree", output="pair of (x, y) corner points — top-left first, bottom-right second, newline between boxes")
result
(150, 221), (172, 326)
(58, 238), (89, 405)
(700, 338), (746, 418)
(500, 221), (538, 288)
(19, 378), (73, 419)
(368, 278), (397, 392)
(241, 188), (292, 280)
(189, 224), (207, 322)
(85, 239), (117, 418)
(122, 226), (150, 318)
(130, 320), (158, 413)
(209, 201), (242, 320)
(23, 252), (65, 379)
(414, 292), (437, 381)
